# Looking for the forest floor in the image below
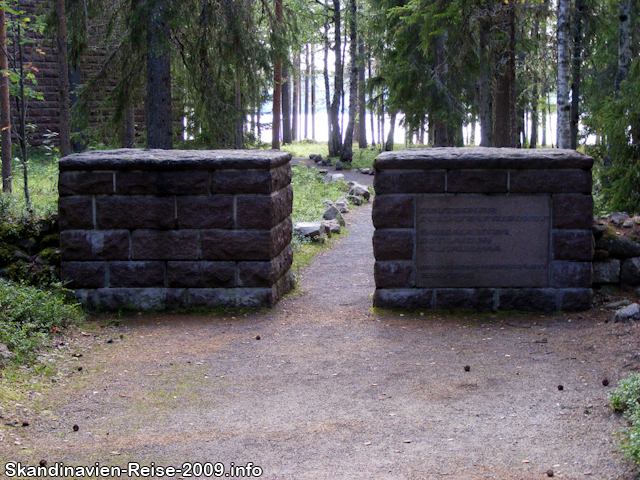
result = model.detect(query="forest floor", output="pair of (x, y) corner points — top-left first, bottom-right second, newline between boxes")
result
(2, 161), (640, 480)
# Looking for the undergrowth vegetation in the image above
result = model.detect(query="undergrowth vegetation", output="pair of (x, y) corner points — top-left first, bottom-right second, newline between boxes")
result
(0, 279), (84, 364)
(610, 374), (640, 468)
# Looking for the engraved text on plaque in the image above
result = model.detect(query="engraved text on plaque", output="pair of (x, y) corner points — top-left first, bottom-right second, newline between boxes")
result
(416, 195), (550, 287)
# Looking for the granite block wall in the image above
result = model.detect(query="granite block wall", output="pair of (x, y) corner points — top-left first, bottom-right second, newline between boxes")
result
(59, 149), (294, 311)
(372, 147), (594, 312)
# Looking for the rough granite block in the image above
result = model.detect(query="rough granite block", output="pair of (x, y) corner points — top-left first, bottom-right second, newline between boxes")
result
(552, 195), (594, 229)
(59, 171), (114, 196)
(552, 230), (594, 261)
(447, 170), (508, 193)
(372, 196), (414, 229)
(177, 196), (234, 229)
(132, 230), (199, 260)
(498, 289), (558, 311)
(96, 197), (176, 230)
(116, 171), (209, 195)
(373, 230), (414, 261)
(374, 171), (445, 195)
(61, 262), (107, 288)
(60, 230), (130, 261)
(108, 261), (165, 287)
(374, 262), (415, 288)
(167, 261), (236, 288)
(510, 170), (592, 194)
(58, 197), (94, 230)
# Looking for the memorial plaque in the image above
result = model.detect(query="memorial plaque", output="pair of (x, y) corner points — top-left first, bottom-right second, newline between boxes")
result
(416, 195), (550, 287)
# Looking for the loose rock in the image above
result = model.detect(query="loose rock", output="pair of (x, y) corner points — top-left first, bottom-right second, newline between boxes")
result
(323, 205), (345, 227)
(324, 173), (345, 184)
(610, 212), (630, 225)
(614, 303), (640, 322)
(348, 182), (371, 201)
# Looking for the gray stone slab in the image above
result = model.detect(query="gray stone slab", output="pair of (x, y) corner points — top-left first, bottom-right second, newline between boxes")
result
(416, 195), (550, 288)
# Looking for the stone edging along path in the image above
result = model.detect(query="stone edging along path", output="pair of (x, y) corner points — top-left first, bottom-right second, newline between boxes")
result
(3, 157), (638, 479)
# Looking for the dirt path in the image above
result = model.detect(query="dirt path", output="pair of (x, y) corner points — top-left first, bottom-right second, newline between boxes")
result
(2, 192), (640, 479)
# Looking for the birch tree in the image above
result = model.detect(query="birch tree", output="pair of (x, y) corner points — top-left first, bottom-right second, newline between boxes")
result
(557, 0), (571, 149)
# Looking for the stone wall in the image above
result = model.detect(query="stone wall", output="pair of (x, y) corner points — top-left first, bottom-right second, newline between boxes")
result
(58, 149), (294, 310)
(372, 147), (594, 312)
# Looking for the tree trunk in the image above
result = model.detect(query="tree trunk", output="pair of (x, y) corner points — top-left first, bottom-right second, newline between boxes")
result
(340, 0), (358, 163)
(615, 0), (631, 92)
(304, 44), (309, 139)
(557, 0), (571, 149)
(235, 71), (243, 149)
(479, 7), (493, 147)
(530, 83), (538, 148)
(357, 35), (366, 149)
(384, 111), (396, 151)
(369, 57), (375, 147)
(311, 46), (316, 141)
(570, 0), (584, 150)
(282, 64), (291, 144)
(492, 3), (517, 148)
(292, 54), (299, 141)
(0, 7), (11, 193)
(122, 107), (135, 147)
(272, 0), (283, 149)
(432, 35), (455, 147)
(146, 0), (173, 149)
(55, 0), (71, 158)
(328, 0), (343, 158)
(541, 99), (547, 146)
(323, 21), (331, 145)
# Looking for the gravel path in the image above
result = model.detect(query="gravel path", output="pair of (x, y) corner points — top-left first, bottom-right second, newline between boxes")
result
(2, 170), (639, 480)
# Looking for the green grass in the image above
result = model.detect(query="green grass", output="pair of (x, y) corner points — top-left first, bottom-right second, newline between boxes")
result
(291, 165), (350, 224)
(610, 374), (640, 469)
(1, 149), (59, 218)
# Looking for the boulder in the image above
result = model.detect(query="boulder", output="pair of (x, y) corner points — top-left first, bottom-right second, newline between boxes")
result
(369, 168), (375, 175)
(360, 168), (371, 175)
(593, 260), (621, 284)
(610, 212), (630, 225)
(335, 160), (343, 171)
(325, 173), (345, 184)
(323, 205), (345, 226)
(294, 222), (322, 238)
(348, 182), (371, 201)
(595, 236), (640, 258)
(621, 257), (640, 286)
(623, 219), (635, 228)
(347, 195), (363, 206)
(592, 224), (609, 241)
(321, 158), (332, 167)
(321, 219), (341, 235)
(605, 299), (631, 310)
(334, 198), (350, 214)
(309, 154), (323, 164)
(614, 303), (640, 322)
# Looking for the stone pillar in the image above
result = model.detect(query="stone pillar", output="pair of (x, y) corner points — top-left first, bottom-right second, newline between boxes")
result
(372, 147), (593, 312)
(59, 149), (294, 311)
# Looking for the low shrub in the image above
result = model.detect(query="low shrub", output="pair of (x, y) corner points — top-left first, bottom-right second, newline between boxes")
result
(0, 279), (84, 365)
